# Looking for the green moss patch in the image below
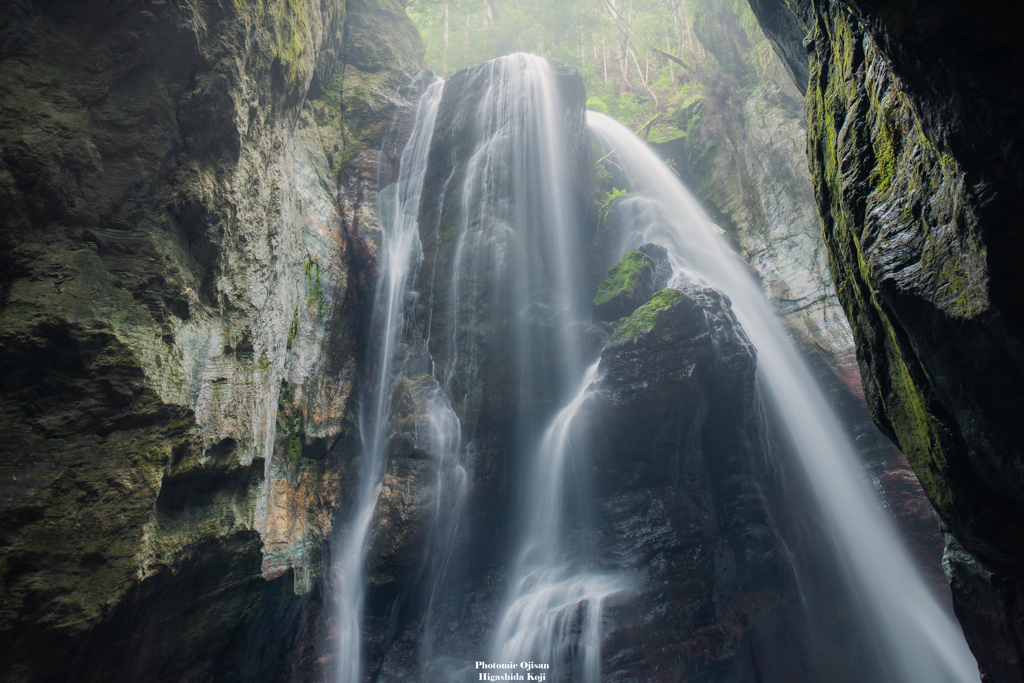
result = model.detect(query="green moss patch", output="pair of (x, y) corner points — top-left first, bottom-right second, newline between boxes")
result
(610, 289), (684, 344)
(593, 249), (655, 306)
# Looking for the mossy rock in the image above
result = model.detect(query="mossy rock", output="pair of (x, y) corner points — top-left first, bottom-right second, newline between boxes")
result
(609, 289), (685, 345)
(592, 249), (657, 322)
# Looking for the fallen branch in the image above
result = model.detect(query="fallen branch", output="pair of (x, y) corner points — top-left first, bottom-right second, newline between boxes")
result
(634, 112), (662, 137)
(629, 47), (659, 109)
(594, 148), (618, 166)
(604, 157), (624, 174)
(653, 48), (691, 70)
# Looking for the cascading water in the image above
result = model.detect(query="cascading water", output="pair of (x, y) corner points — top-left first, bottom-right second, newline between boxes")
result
(334, 79), (443, 683)
(492, 360), (626, 683)
(414, 54), (616, 677)
(340, 53), (601, 681)
(337, 53), (979, 683)
(586, 111), (979, 683)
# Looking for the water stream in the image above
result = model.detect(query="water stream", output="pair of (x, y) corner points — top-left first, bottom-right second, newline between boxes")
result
(335, 79), (444, 683)
(419, 53), (605, 677)
(492, 361), (626, 683)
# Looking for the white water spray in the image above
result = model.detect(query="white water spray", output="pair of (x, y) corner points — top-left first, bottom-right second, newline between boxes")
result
(437, 55), (626, 680)
(334, 79), (443, 683)
(587, 111), (979, 683)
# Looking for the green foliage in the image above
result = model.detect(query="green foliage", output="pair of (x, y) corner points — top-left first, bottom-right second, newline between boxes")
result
(304, 256), (324, 311)
(405, 0), (743, 136)
(612, 92), (655, 129)
(602, 187), (631, 207)
(405, 0), (773, 176)
(255, 0), (310, 83)
(287, 313), (300, 351)
(586, 96), (609, 114)
(598, 188), (630, 209)
(403, 0), (776, 172)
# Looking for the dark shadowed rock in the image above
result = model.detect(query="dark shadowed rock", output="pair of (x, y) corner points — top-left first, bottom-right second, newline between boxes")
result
(575, 279), (808, 682)
(358, 56), (594, 678)
(0, 0), (425, 679)
(637, 242), (673, 291)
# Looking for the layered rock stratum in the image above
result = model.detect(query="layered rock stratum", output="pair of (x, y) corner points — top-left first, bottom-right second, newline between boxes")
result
(0, 0), (422, 679)
(745, 0), (1024, 677)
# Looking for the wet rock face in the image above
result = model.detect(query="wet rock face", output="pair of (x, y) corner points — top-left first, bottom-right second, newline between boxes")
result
(746, 0), (1024, 677)
(637, 242), (673, 291)
(355, 57), (594, 677)
(577, 281), (806, 682)
(646, 5), (892, 490)
(0, 0), (424, 679)
(412, 55), (590, 471)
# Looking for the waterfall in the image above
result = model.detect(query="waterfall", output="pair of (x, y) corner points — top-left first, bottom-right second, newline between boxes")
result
(414, 53), (614, 677)
(339, 53), (600, 682)
(586, 111), (979, 683)
(337, 54), (979, 683)
(335, 78), (443, 683)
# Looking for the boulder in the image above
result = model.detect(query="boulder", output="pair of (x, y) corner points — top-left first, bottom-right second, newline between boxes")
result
(577, 279), (809, 682)
(637, 242), (673, 291)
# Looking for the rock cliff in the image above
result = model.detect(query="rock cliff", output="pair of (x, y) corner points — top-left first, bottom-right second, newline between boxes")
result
(0, 0), (423, 680)
(745, 0), (1024, 677)
(6, 0), (1017, 677)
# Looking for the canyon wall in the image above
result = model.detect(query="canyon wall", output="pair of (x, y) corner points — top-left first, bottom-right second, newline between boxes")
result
(0, 0), (423, 680)
(3, 0), (1019, 678)
(745, 0), (1024, 678)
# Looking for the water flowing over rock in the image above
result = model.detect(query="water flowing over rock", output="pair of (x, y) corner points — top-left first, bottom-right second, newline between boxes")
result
(588, 110), (977, 683)
(579, 280), (808, 682)
(644, 0), (946, 596)
(744, 0), (1024, 677)
(347, 54), (596, 681)
(345, 52), (976, 683)
(350, 53), (822, 683)
(1, 0), (1015, 677)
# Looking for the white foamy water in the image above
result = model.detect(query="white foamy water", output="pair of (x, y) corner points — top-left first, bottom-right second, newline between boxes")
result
(334, 56), (978, 683)
(493, 361), (626, 683)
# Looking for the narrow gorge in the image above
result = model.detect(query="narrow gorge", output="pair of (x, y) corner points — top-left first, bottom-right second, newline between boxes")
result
(1, 0), (1021, 682)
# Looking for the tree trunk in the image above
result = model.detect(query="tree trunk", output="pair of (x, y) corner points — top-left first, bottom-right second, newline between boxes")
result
(602, 36), (608, 84)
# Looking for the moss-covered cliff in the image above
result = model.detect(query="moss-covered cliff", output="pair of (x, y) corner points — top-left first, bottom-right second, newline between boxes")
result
(0, 0), (423, 680)
(746, 0), (1024, 677)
